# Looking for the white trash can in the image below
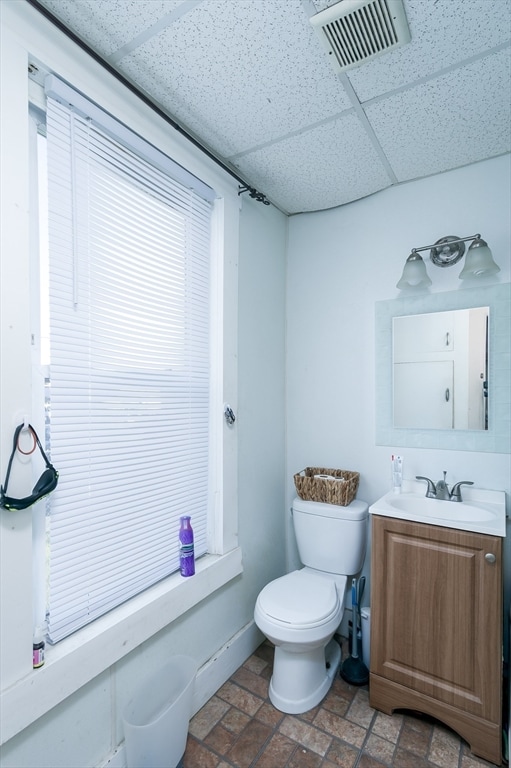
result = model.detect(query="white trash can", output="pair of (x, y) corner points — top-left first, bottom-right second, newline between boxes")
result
(360, 607), (371, 671)
(122, 656), (197, 768)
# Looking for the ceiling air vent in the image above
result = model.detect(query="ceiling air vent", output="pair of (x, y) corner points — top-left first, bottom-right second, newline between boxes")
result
(310, 0), (411, 74)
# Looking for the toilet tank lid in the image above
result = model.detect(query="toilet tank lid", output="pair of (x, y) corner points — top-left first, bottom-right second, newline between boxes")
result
(293, 497), (368, 520)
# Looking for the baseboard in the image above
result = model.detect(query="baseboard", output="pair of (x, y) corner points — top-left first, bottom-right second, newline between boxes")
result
(191, 619), (264, 714)
(100, 619), (264, 768)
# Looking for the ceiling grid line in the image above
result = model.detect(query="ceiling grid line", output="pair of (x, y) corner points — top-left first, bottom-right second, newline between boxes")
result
(107, 0), (204, 65)
(339, 72), (398, 184)
(228, 105), (357, 161)
(361, 39), (511, 109)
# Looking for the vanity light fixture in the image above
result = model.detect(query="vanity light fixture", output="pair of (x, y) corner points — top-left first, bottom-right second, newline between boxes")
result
(396, 234), (500, 290)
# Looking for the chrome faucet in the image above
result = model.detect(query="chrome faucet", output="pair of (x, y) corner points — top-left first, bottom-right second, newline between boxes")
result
(416, 472), (474, 502)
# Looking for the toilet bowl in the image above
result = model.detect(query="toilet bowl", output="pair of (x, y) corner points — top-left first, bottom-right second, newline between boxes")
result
(254, 497), (368, 714)
(255, 568), (345, 713)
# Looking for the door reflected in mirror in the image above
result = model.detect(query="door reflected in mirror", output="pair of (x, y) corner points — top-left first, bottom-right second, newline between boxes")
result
(392, 307), (489, 430)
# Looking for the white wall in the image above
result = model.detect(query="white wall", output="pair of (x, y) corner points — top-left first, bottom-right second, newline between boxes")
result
(238, 199), (288, 594)
(286, 153), (511, 614)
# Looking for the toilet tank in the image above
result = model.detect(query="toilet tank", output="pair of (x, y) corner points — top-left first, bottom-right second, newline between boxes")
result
(292, 497), (368, 575)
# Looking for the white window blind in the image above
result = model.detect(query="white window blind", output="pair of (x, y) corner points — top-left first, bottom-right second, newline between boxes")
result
(45, 77), (214, 643)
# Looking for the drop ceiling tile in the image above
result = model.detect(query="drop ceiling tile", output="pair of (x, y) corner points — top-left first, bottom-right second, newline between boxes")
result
(366, 49), (511, 182)
(117, 0), (353, 156)
(39, 0), (182, 57)
(347, 0), (511, 102)
(233, 113), (392, 214)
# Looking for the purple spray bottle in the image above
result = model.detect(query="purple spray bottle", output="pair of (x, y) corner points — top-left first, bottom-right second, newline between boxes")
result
(179, 516), (195, 577)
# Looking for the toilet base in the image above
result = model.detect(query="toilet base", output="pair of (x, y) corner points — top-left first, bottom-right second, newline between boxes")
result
(269, 639), (341, 714)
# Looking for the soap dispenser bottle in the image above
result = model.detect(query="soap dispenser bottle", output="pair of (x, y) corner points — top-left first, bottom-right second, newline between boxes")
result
(179, 516), (195, 577)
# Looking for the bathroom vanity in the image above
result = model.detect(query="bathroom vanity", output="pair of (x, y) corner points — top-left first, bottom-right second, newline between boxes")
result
(369, 486), (506, 765)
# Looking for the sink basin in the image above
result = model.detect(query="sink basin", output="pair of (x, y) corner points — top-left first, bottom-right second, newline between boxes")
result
(370, 484), (506, 537)
(388, 495), (496, 523)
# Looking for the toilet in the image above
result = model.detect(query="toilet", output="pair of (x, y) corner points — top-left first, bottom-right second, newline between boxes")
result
(254, 496), (368, 714)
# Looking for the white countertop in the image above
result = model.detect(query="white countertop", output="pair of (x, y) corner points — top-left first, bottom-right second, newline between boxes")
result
(369, 479), (506, 537)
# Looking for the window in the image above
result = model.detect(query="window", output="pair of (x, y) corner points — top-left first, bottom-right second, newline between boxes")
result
(43, 76), (218, 642)
(1, 11), (240, 739)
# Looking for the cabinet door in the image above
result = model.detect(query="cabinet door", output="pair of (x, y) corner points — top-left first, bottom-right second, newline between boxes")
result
(393, 311), (454, 360)
(393, 361), (453, 429)
(371, 516), (502, 721)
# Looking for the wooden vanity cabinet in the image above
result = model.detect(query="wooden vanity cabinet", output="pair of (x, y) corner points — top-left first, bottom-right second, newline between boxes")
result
(370, 514), (503, 765)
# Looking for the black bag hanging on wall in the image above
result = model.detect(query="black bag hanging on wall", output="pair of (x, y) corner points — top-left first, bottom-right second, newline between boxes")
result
(1, 423), (59, 510)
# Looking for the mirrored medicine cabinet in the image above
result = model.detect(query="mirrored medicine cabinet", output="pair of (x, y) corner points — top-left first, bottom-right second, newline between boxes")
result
(393, 307), (489, 431)
(375, 284), (510, 453)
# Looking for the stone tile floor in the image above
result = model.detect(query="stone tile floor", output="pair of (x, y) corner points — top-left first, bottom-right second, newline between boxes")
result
(183, 640), (502, 768)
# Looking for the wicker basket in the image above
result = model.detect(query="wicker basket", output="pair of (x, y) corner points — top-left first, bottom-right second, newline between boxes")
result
(293, 467), (360, 506)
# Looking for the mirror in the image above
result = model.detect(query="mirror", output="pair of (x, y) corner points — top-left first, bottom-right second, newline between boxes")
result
(375, 284), (510, 454)
(392, 307), (489, 430)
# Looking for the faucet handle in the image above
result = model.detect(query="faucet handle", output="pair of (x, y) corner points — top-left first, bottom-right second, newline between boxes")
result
(416, 476), (437, 498)
(450, 481), (474, 502)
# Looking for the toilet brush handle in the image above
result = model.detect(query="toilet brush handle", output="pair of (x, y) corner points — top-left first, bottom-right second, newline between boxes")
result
(358, 576), (366, 609)
(357, 576), (365, 631)
(351, 579), (359, 659)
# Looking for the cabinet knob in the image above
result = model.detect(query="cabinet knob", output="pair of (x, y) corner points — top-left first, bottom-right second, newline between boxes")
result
(485, 553), (496, 564)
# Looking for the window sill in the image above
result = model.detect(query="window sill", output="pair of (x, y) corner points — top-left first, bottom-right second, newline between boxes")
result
(0, 548), (243, 744)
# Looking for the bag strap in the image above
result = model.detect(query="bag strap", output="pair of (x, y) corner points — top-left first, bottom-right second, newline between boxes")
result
(1, 423), (54, 498)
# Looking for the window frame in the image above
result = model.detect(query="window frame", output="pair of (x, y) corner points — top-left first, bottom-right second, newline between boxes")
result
(0, 2), (241, 744)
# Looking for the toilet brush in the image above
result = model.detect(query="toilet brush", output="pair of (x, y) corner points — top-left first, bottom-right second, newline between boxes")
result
(340, 578), (369, 686)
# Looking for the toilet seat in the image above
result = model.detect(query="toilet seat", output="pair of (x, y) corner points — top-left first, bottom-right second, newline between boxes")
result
(257, 570), (345, 629)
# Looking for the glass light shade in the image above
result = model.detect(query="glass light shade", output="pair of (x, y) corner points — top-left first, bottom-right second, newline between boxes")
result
(396, 253), (432, 289)
(459, 238), (500, 279)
